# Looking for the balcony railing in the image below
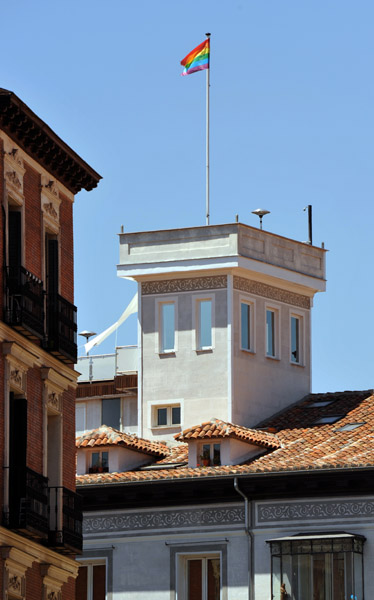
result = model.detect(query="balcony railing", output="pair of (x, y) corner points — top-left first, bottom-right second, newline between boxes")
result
(4, 266), (44, 339)
(49, 487), (83, 554)
(45, 294), (77, 363)
(5, 466), (49, 540)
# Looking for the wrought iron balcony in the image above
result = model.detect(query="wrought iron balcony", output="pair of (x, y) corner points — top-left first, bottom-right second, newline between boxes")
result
(5, 466), (49, 540)
(48, 487), (83, 555)
(4, 266), (44, 340)
(45, 294), (77, 363)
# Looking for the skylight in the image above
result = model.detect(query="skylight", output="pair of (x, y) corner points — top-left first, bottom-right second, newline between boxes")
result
(335, 423), (365, 432)
(307, 400), (335, 408)
(313, 415), (344, 425)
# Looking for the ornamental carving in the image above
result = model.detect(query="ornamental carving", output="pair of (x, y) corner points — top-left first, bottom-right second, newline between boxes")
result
(233, 276), (310, 309)
(43, 202), (58, 220)
(142, 276), (227, 296)
(257, 499), (374, 523)
(47, 591), (60, 600)
(5, 170), (22, 189)
(8, 574), (21, 592)
(47, 392), (62, 412)
(84, 506), (244, 533)
(10, 368), (23, 388)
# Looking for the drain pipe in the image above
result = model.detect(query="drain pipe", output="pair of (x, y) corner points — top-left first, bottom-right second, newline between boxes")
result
(234, 477), (253, 600)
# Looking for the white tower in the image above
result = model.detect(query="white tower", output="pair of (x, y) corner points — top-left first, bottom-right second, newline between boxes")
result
(117, 223), (326, 441)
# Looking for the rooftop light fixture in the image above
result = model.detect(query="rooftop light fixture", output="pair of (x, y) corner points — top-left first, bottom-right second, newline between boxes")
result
(252, 208), (270, 230)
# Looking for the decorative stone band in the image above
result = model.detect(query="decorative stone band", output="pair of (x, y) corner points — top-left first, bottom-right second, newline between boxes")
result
(84, 506), (244, 534)
(142, 275), (228, 296)
(257, 499), (374, 523)
(234, 276), (311, 309)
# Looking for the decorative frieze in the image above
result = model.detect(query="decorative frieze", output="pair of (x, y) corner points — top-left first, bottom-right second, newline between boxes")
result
(142, 275), (227, 296)
(84, 506), (244, 534)
(257, 499), (374, 523)
(233, 276), (310, 309)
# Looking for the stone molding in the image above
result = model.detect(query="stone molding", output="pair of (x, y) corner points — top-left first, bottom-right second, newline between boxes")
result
(142, 275), (228, 296)
(3, 140), (25, 205)
(257, 499), (374, 523)
(233, 276), (310, 309)
(1, 546), (34, 600)
(41, 563), (71, 600)
(41, 176), (61, 234)
(84, 506), (244, 534)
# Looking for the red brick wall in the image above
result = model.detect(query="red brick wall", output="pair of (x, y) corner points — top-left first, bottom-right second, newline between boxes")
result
(63, 387), (77, 490)
(26, 562), (43, 600)
(23, 163), (42, 279)
(26, 368), (43, 474)
(0, 138), (4, 316)
(62, 576), (76, 600)
(59, 193), (74, 303)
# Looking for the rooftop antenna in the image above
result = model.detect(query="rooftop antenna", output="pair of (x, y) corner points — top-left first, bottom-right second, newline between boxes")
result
(303, 205), (313, 245)
(78, 330), (97, 383)
(252, 208), (270, 230)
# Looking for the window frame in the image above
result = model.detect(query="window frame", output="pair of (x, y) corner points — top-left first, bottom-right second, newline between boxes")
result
(149, 399), (183, 430)
(199, 442), (221, 466)
(88, 451), (109, 474)
(265, 304), (280, 359)
(268, 533), (365, 600)
(76, 558), (108, 600)
(170, 543), (227, 600)
(156, 297), (178, 355)
(290, 309), (305, 366)
(192, 293), (215, 352)
(240, 295), (256, 353)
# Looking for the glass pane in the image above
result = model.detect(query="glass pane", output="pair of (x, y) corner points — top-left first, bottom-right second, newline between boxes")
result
(101, 452), (108, 469)
(213, 444), (221, 465)
(313, 554), (328, 600)
(266, 310), (275, 356)
(93, 564), (106, 600)
(75, 565), (87, 600)
(344, 552), (353, 600)
(354, 552), (363, 600)
(271, 555), (281, 600)
(291, 316), (299, 362)
(102, 398), (121, 430)
(172, 406), (180, 424)
(199, 300), (212, 348)
(282, 554), (294, 600)
(92, 453), (100, 467)
(157, 408), (167, 426)
(241, 303), (250, 350)
(161, 303), (175, 352)
(207, 558), (220, 600)
(333, 553), (345, 600)
(296, 554), (312, 600)
(188, 559), (202, 600)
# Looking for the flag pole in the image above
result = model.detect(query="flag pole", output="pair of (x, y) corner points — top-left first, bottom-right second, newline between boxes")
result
(205, 32), (211, 226)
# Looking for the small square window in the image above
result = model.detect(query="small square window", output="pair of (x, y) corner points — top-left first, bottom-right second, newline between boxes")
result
(89, 451), (109, 473)
(199, 443), (221, 466)
(153, 405), (181, 428)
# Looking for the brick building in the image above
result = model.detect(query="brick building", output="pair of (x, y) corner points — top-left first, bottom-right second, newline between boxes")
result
(0, 89), (100, 599)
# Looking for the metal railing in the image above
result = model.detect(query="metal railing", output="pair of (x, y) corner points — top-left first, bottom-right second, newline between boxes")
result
(46, 294), (77, 363)
(5, 466), (49, 539)
(49, 486), (83, 554)
(4, 266), (44, 338)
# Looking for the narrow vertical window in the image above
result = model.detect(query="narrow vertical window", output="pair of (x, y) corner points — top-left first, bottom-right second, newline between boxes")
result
(241, 302), (251, 350)
(186, 557), (221, 600)
(266, 309), (275, 357)
(102, 398), (121, 430)
(198, 299), (212, 349)
(160, 302), (175, 352)
(291, 316), (300, 363)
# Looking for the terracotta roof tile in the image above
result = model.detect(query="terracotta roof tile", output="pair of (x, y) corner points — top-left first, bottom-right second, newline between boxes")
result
(76, 391), (374, 487)
(76, 425), (171, 458)
(175, 418), (281, 449)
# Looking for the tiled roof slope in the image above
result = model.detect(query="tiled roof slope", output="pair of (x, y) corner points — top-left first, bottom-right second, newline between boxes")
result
(76, 425), (171, 458)
(76, 390), (374, 486)
(175, 418), (281, 449)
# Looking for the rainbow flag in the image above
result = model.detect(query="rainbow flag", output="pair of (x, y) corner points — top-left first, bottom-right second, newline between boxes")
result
(181, 38), (210, 76)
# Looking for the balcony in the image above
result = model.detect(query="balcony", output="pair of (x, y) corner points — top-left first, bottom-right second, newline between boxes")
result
(5, 466), (49, 540)
(49, 487), (83, 555)
(4, 266), (44, 340)
(45, 294), (78, 363)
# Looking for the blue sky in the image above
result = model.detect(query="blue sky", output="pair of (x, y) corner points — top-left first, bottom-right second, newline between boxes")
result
(2, 1), (373, 392)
